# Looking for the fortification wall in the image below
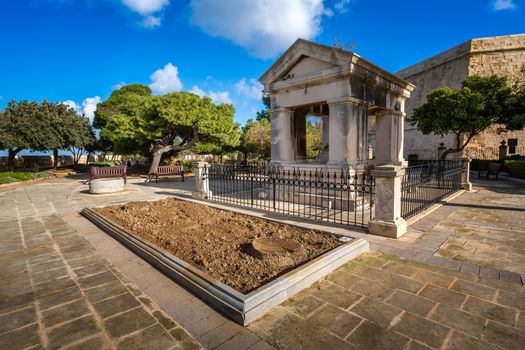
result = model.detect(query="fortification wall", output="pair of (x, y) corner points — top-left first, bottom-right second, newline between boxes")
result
(396, 34), (525, 160)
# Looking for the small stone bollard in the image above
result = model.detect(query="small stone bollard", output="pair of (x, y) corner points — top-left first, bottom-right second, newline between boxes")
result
(368, 165), (407, 238)
(192, 161), (210, 199)
(459, 156), (473, 191)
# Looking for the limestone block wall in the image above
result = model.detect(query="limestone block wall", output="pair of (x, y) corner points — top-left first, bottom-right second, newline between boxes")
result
(395, 34), (525, 160)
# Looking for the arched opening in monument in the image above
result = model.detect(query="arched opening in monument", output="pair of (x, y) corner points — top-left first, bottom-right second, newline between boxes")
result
(305, 116), (323, 161)
(293, 102), (329, 164)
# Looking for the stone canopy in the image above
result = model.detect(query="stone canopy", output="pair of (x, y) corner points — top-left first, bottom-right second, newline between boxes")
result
(259, 39), (415, 170)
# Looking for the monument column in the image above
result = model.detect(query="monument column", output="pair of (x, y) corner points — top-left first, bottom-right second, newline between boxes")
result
(327, 98), (368, 168)
(271, 107), (294, 164)
(374, 108), (405, 166)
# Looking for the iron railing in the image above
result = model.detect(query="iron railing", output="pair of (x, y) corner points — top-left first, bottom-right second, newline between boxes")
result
(401, 160), (464, 219)
(204, 164), (375, 228)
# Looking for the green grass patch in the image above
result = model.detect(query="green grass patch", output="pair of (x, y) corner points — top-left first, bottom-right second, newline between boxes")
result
(0, 171), (52, 185)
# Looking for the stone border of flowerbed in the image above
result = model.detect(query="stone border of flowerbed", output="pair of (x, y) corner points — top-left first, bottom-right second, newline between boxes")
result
(81, 205), (368, 325)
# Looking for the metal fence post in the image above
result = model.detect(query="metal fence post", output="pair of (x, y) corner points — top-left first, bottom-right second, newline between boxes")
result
(250, 174), (254, 207)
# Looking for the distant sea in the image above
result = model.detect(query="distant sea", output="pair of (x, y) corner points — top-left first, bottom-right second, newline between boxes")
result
(0, 150), (73, 157)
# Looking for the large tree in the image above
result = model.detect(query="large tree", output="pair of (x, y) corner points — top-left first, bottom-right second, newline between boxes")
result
(255, 92), (271, 122)
(0, 100), (56, 169)
(306, 119), (323, 159)
(409, 75), (515, 159)
(243, 118), (271, 159)
(41, 101), (95, 167)
(95, 85), (240, 174)
(0, 100), (96, 169)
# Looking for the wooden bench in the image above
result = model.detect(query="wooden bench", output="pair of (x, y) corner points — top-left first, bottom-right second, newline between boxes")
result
(148, 165), (185, 183)
(478, 162), (502, 180)
(90, 165), (127, 184)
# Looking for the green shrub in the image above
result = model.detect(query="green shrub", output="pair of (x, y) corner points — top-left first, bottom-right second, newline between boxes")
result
(0, 171), (52, 184)
(180, 160), (194, 173)
(503, 160), (525, 179)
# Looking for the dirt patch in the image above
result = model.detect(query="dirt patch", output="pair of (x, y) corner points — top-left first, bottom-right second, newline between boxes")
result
(94, 198), (342, 293)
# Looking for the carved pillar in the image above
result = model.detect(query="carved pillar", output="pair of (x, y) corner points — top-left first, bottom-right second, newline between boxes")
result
(271, 107), (294, 164)
(374, 109), (405, 166)
(368, 165), (407, 238)
(499, 140), (508, 160)
(327, 99), (368, 168)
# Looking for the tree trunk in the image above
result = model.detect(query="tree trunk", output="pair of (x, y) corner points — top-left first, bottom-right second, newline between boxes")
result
(439, 132), (477, 160)
(148, 134), (199, 176)
(148, 144), (174, 175)
(7, 148), (19, 170)
(53, 149), (59, 168)
(439, 148), (461, 160)
(86, 152), (92, 165)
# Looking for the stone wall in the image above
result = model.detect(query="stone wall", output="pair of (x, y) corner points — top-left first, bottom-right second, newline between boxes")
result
(0, 155), (102, 170)
(396, 34), (525, 160)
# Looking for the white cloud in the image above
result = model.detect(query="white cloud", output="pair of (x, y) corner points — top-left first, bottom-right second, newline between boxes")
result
(120, 0), (169, 27)
(235, 78), (263, 100)
(190, 0), (329, 58)
(82, 97), (102, 123)
(112, 82), (127, 90)
(62, 100), (80, 111)
(334, 0), (351, 13)
(121, 0), (169, 15)
(492, 0), (517, 10)
(191, 85), (232, 104)
(62, 96), (101, 124)
(141, 15), (161, 28)
(149, 63), (183, 94)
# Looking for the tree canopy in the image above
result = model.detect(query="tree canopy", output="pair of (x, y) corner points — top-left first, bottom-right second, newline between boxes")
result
(243, 118), (271, 159)
(409, 75), (521, 159)
(255, 92), (271, 122)
(95, 84), (241, 173)
(0, 100), (94, 168)
(306, 120), (323, 159)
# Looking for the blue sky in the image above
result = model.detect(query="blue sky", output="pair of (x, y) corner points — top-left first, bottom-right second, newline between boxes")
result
(0, 0), (524, 130)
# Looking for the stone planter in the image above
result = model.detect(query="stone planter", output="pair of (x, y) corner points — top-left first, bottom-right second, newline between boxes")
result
(89, 178), (125, 194)
(81, 206), (369, 325)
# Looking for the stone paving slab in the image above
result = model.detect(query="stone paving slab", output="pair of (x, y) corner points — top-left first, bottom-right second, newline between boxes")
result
(0, 206), (202, 349)
(250, 251), (525, 350)
(2, 174), (525, 350)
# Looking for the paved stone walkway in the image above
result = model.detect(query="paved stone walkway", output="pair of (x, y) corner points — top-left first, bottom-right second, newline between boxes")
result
(1, 174), (524, 349)
(250, 252), (525, 349)
(0, 210), (201, 349)
(434, 180), (525, 275)
(362, 177), (525, 284)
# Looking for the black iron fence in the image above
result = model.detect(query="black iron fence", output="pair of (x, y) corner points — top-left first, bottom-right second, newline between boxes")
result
(204, 164), (375, 228)
(401, 160), (464, 219)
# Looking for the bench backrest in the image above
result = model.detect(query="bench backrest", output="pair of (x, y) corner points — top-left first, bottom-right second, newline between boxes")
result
(156, 165), (183, 175)
(488, 163), (502, 174)
(91, 165), (127, 179)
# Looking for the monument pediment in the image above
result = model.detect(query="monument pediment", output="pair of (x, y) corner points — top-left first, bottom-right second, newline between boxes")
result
(259, 39), (414, 97)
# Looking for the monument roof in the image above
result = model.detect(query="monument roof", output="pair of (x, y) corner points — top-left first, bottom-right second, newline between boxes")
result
(259, 38), (414, 94)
